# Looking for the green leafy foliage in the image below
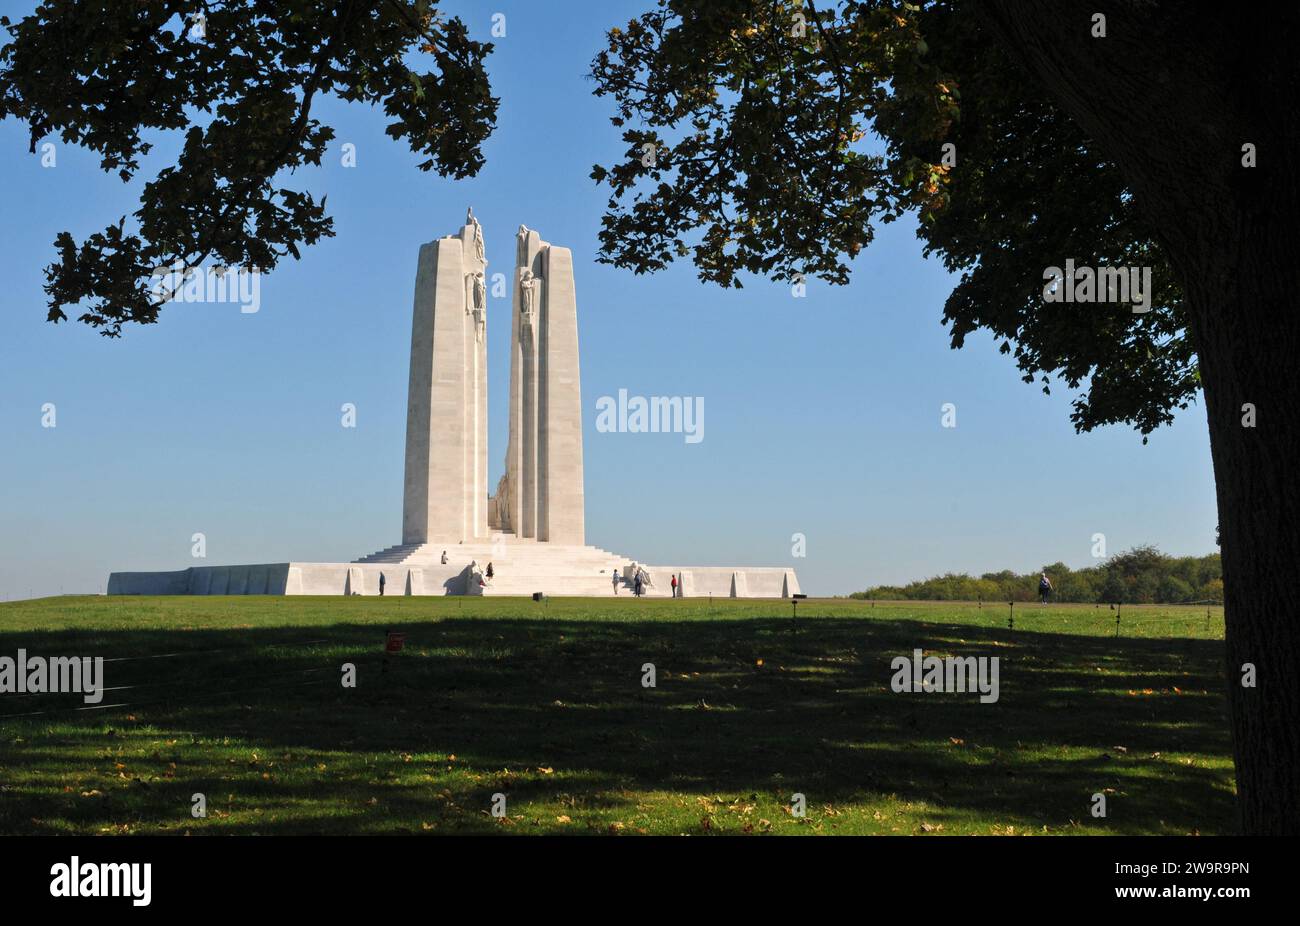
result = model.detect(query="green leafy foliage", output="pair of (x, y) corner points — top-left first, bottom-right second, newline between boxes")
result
(589, 1), (1196, 435)
(0, 0), (497, 335)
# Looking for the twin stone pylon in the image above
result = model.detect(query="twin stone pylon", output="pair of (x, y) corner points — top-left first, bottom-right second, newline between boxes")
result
(401, 210), (584, 546)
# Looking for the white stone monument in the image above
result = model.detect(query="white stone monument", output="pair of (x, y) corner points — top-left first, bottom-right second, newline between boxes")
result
(108, 211), (801, 598)
(402, 208), (490, 544)
(492, 224), (585, 545)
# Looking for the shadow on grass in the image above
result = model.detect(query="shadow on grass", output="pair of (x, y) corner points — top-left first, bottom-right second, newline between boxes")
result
(0, 614), (1234, 834)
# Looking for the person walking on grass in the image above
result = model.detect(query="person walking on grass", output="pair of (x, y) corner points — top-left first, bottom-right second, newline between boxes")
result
(634, 572), (643, 597)
(379, 572), (386, 596)
(1039, 572), (1053, 604)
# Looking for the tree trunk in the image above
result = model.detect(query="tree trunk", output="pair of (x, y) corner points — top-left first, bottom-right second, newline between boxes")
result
(979, 0), (1300, 833)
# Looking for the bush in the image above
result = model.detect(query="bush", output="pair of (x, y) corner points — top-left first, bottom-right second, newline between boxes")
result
(1158, 575), (1195, 604)
(855, 547), (1221, 605)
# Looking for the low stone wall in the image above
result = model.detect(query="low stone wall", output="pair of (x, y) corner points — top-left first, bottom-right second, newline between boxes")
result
(108, 562), (470, 596)
(618, 565), (800, 598)
(109, 562), (800, 598)
(107, 569), (191, 595)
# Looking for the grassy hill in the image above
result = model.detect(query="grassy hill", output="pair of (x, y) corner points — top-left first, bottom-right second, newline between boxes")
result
(0, 596), (1233, 835)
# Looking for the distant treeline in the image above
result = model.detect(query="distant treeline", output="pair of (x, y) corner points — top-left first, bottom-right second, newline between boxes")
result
(852, 546), (1223, 605)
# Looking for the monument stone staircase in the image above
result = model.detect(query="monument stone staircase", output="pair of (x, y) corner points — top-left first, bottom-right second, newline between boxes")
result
(354, 531), (638, 596)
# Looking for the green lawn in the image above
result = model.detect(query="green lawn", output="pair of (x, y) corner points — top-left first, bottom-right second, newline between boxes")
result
(0, 596), (1233, 835)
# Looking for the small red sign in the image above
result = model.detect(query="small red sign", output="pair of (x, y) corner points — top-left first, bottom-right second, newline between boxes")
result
(385, 632), (407, 654)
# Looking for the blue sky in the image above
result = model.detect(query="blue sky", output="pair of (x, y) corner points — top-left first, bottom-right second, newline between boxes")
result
(0, 0), (1217, 599)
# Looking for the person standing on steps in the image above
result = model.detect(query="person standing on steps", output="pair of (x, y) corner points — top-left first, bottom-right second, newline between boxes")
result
(486, 562), (494, 581)
(670, 574), (678, 598)
(612, 570), (620, 595)
(441, 550), (448, 565)
(379, 572), (386, 596)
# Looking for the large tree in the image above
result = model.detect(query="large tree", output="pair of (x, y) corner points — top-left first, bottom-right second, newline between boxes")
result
(0, 0), (496, 336)
(589, 0), (1299, 834)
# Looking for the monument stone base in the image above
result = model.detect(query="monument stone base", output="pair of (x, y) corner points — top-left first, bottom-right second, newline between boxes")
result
(108, 533), (801, 598)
